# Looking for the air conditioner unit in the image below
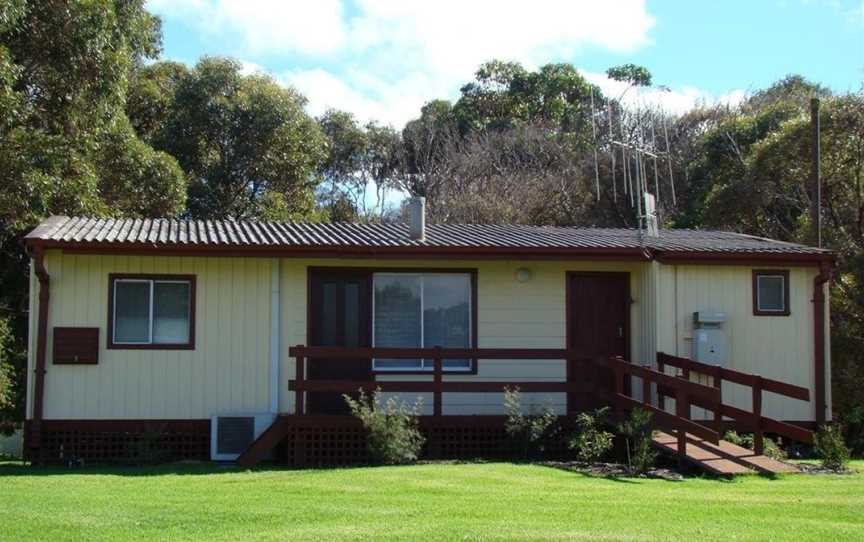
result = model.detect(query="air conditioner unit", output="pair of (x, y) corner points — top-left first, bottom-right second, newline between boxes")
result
(210, 413), (275, 462)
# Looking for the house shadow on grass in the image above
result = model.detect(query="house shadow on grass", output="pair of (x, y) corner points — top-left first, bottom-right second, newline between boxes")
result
(0, 461), (258, 477)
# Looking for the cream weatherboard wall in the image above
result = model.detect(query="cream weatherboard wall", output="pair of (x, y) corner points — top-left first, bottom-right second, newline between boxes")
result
(27, 251), (826, 422)
(653, 263), (829, 422)
(28, 250), (273, 420)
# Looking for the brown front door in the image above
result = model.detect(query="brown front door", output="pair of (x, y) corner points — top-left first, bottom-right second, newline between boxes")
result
(567, 272), (630, 413)
(308, 270), (372, 414)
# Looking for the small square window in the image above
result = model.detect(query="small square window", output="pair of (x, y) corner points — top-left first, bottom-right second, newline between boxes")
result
(753, 270), (790, 316)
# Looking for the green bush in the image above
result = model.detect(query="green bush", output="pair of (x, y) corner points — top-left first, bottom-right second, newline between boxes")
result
(344, 388), (425, 465)
(503, 387), (558, 459)
(122, 428), (169, 466)
(618, 408), (657, 474)
(815, 424), (851, 471)
(722, 431), (787, 460)
(568, 407), (613, 463)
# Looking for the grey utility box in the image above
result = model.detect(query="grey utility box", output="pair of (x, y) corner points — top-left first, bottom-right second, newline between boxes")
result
(691, 311), (729, 367)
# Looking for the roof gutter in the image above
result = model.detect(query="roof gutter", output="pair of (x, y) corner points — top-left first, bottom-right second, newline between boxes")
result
(813, 259), (832, 425)
(653, 250), (834, 267)
(28, 245), (50, 460)
(24, 239), (654, 262)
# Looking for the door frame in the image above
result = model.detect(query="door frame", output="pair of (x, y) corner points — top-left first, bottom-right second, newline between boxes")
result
(565, 271), (632, 361)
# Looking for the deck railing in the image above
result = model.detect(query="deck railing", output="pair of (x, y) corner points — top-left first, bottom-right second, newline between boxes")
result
(656, 352), (813, 453)
(288, 346), (591, 416)
(285, 346), (814, 461)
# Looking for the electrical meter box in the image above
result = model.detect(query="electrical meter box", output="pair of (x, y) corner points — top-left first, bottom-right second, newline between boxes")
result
(691, 311), (728, 367)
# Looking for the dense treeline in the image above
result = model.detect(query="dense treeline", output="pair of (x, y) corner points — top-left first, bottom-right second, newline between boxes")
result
(0, 1), (861, 433)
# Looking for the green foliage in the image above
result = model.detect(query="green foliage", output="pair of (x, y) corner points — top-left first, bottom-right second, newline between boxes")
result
(344, 389), (425, 465)
(503, 386), (559, 459)
(122, 428), (168, 466)
(815, 424), (851, 471)
(0, 318), (13, 412)
(606, 64), (652, 87)
(316, 109), (402, 218)
(568, 407), (614, 463)
(842, 406), (864, 457)
(453, 60), (595, 135)
(145, 57), (326, 220)
(723, 431), (787, 461)
(618, 408), (657, 474)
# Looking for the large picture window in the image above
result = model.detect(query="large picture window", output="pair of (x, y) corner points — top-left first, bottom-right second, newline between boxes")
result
(373, 273), (472, 371)
(108, 274), (195, 349)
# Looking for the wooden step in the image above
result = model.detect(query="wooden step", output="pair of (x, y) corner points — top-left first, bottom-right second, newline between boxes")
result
(236, 416), (292, 468)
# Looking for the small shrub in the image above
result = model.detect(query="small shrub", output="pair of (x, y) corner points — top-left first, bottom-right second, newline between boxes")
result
(124, 428), (169, 466)
(722, 431), (787, 460)
(568, 407), (613, 463)
(618, 408), (657, 474)
(814, 424), (851, 471)
(344, 388), (425, 465)
(503, 387), (558, 459)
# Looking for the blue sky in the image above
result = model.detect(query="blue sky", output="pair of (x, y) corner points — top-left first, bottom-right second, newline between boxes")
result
(148, 0), (863, 127)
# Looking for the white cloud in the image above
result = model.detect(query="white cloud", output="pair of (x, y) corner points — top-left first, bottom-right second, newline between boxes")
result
(150, 1), (741, 126)
(147, 0), (346, 55)
(582, 71), (746, 114)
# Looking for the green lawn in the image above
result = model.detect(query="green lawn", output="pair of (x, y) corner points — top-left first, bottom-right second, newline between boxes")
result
(2, 461), (863, 541)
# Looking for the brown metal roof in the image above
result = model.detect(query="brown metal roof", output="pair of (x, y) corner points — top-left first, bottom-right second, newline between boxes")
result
(24, 216), (831, 261)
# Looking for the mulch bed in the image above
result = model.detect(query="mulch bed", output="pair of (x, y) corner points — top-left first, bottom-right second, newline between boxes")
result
(794, 462), (857, 475)
(540, 461), (685, 481)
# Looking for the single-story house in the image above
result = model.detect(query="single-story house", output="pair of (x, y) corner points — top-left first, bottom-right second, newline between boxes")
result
(21, 203), (833, 465)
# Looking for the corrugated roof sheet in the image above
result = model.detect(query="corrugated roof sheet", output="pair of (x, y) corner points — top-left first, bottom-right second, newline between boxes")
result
(24, 216), (829, 256)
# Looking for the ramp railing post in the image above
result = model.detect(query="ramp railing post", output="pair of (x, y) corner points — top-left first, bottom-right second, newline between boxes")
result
(712, 365), (723, 434)
(676, 387), (689, 459)
(433, 347), (443, 417)
(295, 352), (306, 415)
(752, 376), (764, 455)
(642, 367), (651, 408)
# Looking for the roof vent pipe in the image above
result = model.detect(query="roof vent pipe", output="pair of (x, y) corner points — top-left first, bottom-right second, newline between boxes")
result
(408, 197), (426, 241)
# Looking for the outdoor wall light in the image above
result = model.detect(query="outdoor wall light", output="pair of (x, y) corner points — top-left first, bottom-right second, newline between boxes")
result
(515, 267), (532, 283)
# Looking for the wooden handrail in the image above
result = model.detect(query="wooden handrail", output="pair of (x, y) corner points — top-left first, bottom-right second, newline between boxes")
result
(290, 380), (580, 393)
(607, 357), (721, 405)
(289, 345), (586, 360)
(656, 352), (814, 446)
(657, 352), (810, 401)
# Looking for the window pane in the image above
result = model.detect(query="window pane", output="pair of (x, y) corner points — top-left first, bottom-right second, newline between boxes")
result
(758, 275), (785, 311)
(423, 274), (471, 370)
(114, 281), (150, 343)
(319, 282), (338, 346)
(374, 275), (422, 369)
(153, 281), (190, 344)
(344, 283), (360, 347)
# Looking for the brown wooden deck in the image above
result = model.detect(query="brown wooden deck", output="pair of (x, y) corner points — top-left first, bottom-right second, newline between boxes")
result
(237, 347), (814, 475)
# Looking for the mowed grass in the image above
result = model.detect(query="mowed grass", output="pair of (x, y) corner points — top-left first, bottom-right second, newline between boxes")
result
(2, 461), (863, 542)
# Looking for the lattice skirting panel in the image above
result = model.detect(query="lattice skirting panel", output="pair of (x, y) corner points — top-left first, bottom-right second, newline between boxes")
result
(24, 420), (210, 464)
(274, 416), (577, 467)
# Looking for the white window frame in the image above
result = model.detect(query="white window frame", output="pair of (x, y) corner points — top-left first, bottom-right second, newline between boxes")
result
(371, 272), (472, 372)
(112, 278), (192, 345)
(756, 274), (786, 313)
